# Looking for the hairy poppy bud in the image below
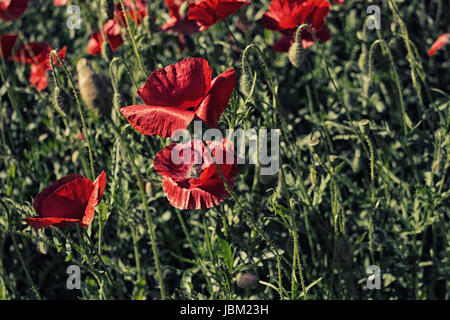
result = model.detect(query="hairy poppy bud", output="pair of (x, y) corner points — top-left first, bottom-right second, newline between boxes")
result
(239, 70), (251, 96)
(236, 273), (259, 289)
(76, 58), (113, 117)
(113, 92), (122, 110)
(102, 0), (115, 20)
(288, 41), (304, 68)
(53, 86), (70, 117)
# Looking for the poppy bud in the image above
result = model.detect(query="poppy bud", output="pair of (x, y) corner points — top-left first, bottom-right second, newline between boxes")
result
(101, 40), (113, 62)
(236, 273), (259, 289)
(76, 58), (113, 117)
(239, 70), (251, 96)
(102, 0), (115, 20)
(113, 92), (122, 110)
(288, 41), (304, 68)
(53, 86), (70, 117)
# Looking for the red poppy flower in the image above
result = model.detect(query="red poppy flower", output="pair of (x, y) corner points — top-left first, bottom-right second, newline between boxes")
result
(0, 33), (18, 58)
(54, 0), (68, 6)
(161, 0), (200, 35)
(11, 42), (67, 91)
(24, 172), (107, 229)
(0, 0), (28, 21)
(428, 33), (450, 57)
(262, 0), (331, 52)
(87, 19), (124, 55)
(154, 139), (237, 210)
(121, 57), (236, 138)
(187, 0), (251, 31)
(114, 0), (147, 26)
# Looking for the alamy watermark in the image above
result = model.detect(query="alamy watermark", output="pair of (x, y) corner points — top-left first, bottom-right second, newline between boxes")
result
(170, 121), (280, 176)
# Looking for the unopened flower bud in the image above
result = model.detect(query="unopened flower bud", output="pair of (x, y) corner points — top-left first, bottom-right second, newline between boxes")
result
(288, 41), (304, 68)
(53, 86), (70, 117)
(77, 58), (112, 117)
(101, 40), (113, 62)
(309, 138), (320, 154)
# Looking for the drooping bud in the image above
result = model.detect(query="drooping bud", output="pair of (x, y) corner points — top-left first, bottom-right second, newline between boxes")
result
(52, 86), (70, 117)
(288, 41), (304, 68)
(236, 273), (259, 289)
(76, 58), (113, 117)
(309, 165), (317, 187)
(102, 0), (115, 20)
(113, 92), (122, 110)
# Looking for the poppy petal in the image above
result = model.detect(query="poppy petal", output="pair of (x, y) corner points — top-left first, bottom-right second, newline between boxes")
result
(39, 178), (94, 219)
(195, 68), (236, 128)
(81, 171), (107, 227)
(137, 57), (212, 110)
(104, 19), (124, 51)
(87, 31), (103, 56)
(0, 0), (28, 21)
(24, 217), (80, 229)
(33, 174), (85, 215)
(0, 33), (18, 58)
(120, 105), (195, 138)
(162, 176), (231, 210)
(29, 63), (48, 91)
(428, 33), (450, 57)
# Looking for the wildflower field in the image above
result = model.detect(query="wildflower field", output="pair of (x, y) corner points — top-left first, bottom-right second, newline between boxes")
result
(0, 0), (449, 301)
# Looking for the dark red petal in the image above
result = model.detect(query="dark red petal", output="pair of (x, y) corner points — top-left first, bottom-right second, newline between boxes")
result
(39, 178), (94, 219)
(29, 63), (48, 91)
(165, 0), (180, 19)
(0, 33), (18, 58)
(195, 68), (235, 128)
(0, 0), (28, 21)
(34, 174), (85, 215)
(81, 171), (106, 227)
(10, 42), (49, 64)
(24, 217), (80, 229)
(104, 19), (124, 51)
(137, 57), (212, 110)
(120, 105), (195, 138)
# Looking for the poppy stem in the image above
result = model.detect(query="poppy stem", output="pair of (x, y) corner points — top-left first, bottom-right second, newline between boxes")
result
(110, 122), (166, 299)
(119, 0), (147, 75)
(51, 51), (96, 181)
(0, 199), (41, 300)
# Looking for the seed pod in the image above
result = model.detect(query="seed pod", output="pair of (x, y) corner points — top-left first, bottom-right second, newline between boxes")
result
(102, 0), (115, 20)
(236, 273), (259, 289)
(53, 86), (70, 117)
(76, 58), (113, 117)
(288, 41), (304, 68)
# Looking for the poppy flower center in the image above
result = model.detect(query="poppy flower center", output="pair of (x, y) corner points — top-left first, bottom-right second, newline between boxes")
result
(187, 163), (203, 179)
